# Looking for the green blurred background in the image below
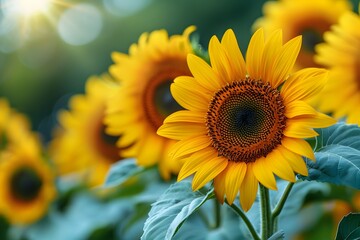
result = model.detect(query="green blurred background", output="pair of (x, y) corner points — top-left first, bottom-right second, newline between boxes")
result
(0, 0), (268, 141)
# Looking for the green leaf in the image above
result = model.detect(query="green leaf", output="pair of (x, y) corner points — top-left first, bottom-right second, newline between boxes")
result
(24, 193), (134, 240)
(336, 213), (360, 240)
(277, 180), (329, 215)
(302, 122), (360, 189)
(277, 180), (329, 238)
(0, 216), (9, 240)
(191, 35), (209, 64)
(141, 180), (214, 240)
(87, 225), (117, 240)
(268, 230), (285, 240)
(173, 215), (208, 240)
(212, 204), (245, 239)
(105, 158), (144, 187)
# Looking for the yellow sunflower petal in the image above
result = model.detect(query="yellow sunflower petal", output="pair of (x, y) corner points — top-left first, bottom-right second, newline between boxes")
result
(288, 113), (336, 128)
(187, 54), (222, 92)
(105, 111), (139, 134)
(177, 148), (216, 181)
(169, 135), (211, 160)
(278, 145), (308, 176)
(253, 157), (277, 190)
(214, 170), (228, 204)
(221, 29), (247, 80)
(281, 68), (328, 105)
(158, 158), (172, 181)
(116, 124), (144, 147)
(285, 100), (317, 118)
(111, 52), (128, 64)
(157, 122), (207, 140)
(224, 161), (247, 204)
(192, 157), (228, 191)
(137, 32), (149, 49)
(68, 95), (86, 111)
(148, 30), (168, 50)
(208, 35), (232, 83)
(164, 110), (205, 124)
(121, 141), (140, 157)
(267, 149), (295, 182)
(136, 134), (163, 167)
(240, 163), (258, 212)
(271, 36), (302, 88)
(262, 29), (283, 83)
(283, 123), (319, 138)
(159, 143), (180, 180)
(173, 76), (213, 97)
(171, 81), (210, 111)
(246, 28), (265, 79)
(281, 137), (315, 160)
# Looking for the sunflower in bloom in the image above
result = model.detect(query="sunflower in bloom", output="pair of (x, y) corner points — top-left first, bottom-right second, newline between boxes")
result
(0, 136), (56, 225)
(105, 26), (195, 180)
(314, 8), (360, 124)
(157, 28), (336, 211)
(254, 0), (352, 69)
(50, 76), (122, 186)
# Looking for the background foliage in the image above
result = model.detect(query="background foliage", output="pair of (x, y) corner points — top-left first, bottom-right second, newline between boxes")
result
(0, 0), (268, 141)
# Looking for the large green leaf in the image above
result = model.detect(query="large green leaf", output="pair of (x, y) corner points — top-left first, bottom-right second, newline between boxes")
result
(23, 193), (132, 240)
(141, 180), (214, 240)
(277, 181), (329, 238)
(336, 213), (360, 240)
(303, 122), (360, 189)
(104, 158), (144, 187)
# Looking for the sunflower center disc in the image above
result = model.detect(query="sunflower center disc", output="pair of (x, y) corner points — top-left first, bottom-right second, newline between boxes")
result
(11, 167), (43, 202)
(98, 122), (121, 162)
(154, 81), (183, 119)
(301, 28), (323, 53)
(206, 78), (287, 163)
(143, 59), (191, 130)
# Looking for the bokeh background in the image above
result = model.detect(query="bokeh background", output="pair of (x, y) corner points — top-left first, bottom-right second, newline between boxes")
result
(0, 0), (269, 142)
(1, 1), (360, 239)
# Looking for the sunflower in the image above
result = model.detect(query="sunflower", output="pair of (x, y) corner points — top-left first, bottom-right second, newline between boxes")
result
(105, 26), (195, 180)
(254, 0), (352, 69)
(50, 76), (122, 186)
(157, 28), (335, 211)
(314, 8), (360, 124)
(0, 136), (56, 225)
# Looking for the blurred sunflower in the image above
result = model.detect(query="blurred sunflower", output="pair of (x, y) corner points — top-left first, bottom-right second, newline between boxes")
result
(105, 26), (195, 180)
(50, 76), (123, 186)
(158, 28), (335, 211)
(315, 8), (360, 124)
(0, 136), (56, 225)
(254, 0), (352, 69)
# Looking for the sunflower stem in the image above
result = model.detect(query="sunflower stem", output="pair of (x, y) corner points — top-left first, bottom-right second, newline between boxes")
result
(214, 198), (221, 228)
(271, 182), (294, 232)
(260, 184), (272, 239)
(198, 208), (212, 229)
(227, 200), (260, 240)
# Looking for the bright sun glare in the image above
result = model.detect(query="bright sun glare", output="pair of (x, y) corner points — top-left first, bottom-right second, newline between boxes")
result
(12, 0), (51, 16)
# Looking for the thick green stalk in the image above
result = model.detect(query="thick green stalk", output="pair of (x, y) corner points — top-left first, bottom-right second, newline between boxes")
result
(260, 184), (272, 239)
(214, 198), (221, 228)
